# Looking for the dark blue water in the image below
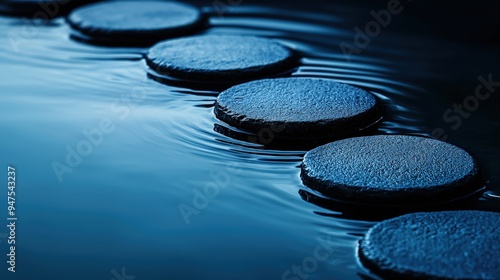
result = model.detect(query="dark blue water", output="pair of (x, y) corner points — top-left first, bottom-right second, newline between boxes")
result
(1, 1), (499, 279)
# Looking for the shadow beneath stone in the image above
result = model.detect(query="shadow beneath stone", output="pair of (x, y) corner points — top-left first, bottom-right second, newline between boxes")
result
(147, 67), (297, 92)
(213, 116), (383, 151)
(298, 187), (487, 221)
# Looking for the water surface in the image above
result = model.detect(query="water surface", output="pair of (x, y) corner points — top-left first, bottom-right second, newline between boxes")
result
(0, 1), (499, 279)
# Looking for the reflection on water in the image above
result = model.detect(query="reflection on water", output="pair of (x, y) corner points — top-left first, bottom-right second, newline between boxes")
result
(0, 1), (499, 279)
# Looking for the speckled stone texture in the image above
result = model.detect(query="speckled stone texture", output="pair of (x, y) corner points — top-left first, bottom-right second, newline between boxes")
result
(0, 0), (98, 17)
(146, 35), (295, 81)
(214, 78), (381, 139)
(359, 210), (500, 279)
(67, 1), (204, 45)
(301, 135), (482, 205)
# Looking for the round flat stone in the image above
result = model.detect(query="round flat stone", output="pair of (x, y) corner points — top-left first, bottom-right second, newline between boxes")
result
(67, 1), (204, 45)
(214, 78), (381, 139)
(359, 210), (500, 279)
(301, 135), (482, 205)
(146, 35), (295, 81)
(0, 0), (97, 17)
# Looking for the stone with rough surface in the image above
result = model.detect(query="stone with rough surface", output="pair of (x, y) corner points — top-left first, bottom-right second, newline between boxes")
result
(214, 78), (380, 139)
(359, 210), (500, 279)
(67, 1), (204, 45)
(301, 135), (481, 205)
(146, 35), (295, 81)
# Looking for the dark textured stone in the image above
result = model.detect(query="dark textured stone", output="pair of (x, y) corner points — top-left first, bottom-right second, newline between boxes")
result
(214, 78), (381, 139)
(67, 1), (204, 45)
(359, 210), (500, 279)
(301, 135), (482, 205)
(146, 35), (295, 81)
(0, 0), (98, 17)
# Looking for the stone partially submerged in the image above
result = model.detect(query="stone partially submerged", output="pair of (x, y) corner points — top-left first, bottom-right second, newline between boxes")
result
(359, 210), (500, 279)
(214, 78), (381, 141)
(146, 35), (295, 82)
(67, 1), (205, 45)
(301, 135), (482, 206)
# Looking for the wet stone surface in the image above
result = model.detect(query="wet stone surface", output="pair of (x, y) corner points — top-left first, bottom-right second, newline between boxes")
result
(301, 135), (482, 206)
(67, 1), (205, 45)
(146, 35), (295, 82)
(214, 78), (381, 141)
(359, 210), (500, 279)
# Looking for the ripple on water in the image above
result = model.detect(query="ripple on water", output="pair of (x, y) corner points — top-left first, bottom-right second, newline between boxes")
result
(1, 2), (499, 279)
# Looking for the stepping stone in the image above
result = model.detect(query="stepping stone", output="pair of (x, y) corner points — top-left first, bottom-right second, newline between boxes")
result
(0, 0), (97, 17)
(67, 1), (205, 46)
(146, 35), (295, 82)
(359, 210), (500, 279)
(301, 135), (482, 206)
(214, 78), (381, 140)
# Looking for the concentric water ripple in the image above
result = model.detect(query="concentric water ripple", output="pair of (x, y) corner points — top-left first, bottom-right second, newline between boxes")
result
(1, 1), (499, 279)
